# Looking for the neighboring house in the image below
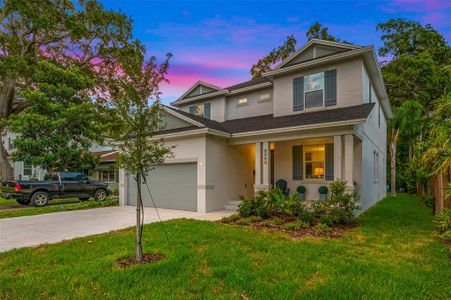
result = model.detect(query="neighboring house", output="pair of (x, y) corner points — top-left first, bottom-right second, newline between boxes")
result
(1, 133), (118, 192)
(119, 39), (392, 213)
(87, 150), (119, 194)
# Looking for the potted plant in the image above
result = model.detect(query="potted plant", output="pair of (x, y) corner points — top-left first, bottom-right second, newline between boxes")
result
(318, 186), (328, 200)
(297, 186), (306, 200)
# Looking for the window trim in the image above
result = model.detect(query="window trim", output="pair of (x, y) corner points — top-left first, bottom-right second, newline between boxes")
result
(304, 72), (325, 110)
(303, 144), (326, 180)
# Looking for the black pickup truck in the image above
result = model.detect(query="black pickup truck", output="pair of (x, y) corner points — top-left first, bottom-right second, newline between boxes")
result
(1, 172), (110, 207)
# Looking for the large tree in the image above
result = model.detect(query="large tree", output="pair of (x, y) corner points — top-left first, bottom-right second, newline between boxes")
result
(107, 50), (173, 262)
(7, 61), (103, 172)
(378, 19), (450, 193)
(0, 0), (138, 179)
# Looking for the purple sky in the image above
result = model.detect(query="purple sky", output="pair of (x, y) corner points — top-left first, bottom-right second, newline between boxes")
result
(102, 0), (450, 104)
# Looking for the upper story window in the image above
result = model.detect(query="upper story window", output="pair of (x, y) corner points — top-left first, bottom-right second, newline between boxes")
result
(23, 163), (32, 176)
(189, 103), (211, 119)
(258, 93), (271, 102)
(237, 98), (248, 106)
(293, 69), (336, 111)
(304, 73), (325, 109)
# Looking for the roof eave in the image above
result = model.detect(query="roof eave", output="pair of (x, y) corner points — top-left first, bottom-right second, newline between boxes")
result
(263, 47), (374, 78)
(170, 90), (229, 106)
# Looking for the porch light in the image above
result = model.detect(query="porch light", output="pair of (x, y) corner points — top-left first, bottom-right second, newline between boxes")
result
(313, 167), (324, 176)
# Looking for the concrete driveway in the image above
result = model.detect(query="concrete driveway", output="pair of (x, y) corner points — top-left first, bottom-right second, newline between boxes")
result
(0, 206), (232, 252)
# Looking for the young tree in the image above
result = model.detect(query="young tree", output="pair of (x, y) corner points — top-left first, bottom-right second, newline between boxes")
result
(108, 51), (173, 261)
(0, 0), (138, 179)
(7, 61), (103, 172)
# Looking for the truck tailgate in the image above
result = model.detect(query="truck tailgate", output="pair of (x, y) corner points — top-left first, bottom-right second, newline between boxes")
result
(1, 181), (18, 198)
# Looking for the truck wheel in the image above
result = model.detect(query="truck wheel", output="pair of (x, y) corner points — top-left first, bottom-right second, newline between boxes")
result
(16, 199), (31, 205)
(94, 189), (107, 201)
(31, 191), (49, 207)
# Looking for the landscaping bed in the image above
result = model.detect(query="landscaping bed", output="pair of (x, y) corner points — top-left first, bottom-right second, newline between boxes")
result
(221, 180), (360, 239)
(220, 215), (356, 238)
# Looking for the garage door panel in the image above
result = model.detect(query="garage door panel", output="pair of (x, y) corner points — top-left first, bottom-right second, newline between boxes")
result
(127, 163), (197, 211)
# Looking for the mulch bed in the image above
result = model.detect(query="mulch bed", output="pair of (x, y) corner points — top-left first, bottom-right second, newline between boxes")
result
(115, 253), (165, 268)
(221, 218), (357, 239)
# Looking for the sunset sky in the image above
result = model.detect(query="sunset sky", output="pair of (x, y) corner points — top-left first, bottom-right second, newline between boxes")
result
(102, 0), (450, 104)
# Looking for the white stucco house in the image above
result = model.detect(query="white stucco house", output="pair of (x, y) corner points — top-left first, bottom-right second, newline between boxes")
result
(119, 39), (392, 213)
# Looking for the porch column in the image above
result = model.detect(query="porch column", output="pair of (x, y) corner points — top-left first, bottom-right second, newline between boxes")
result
(333, 135), (342, 180)
(262, 141), (271, 189)
(344, 134), (354, 189)
(254, 142), (262, 188)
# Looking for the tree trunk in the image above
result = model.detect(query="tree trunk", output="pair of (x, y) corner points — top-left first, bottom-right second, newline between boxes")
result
(389, 130), (397, 197)
(0, 127), (14, 181)
(0, 77), (17, 181)
(135, 172), (143, 261)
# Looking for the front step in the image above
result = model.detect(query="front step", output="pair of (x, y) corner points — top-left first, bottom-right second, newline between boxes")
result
(224, 200), (242, 211)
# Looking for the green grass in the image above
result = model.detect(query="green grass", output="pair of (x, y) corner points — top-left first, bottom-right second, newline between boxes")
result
(0, 198), (118, 219)
(0, 194), (449, 299)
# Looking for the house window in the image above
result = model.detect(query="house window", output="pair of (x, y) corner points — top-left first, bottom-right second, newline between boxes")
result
(304, 72), (324, 109)
(189, 103), (210, 119)
(258, 93), (271, 102)
(378, 104), (381, 128)
(101, 170), (116, 183)
(8, 138), (15, 150)
(237, 98), (248, 106)
(373, 151), (379, 183)
(304, 144), (325, 179)
(23, 163), (32, 176)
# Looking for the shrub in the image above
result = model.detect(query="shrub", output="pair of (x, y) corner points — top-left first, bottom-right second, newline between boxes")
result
(320, 214), (334, 227)
(221, 213), (240, 223)
(298, 210), (315, 226)
(297, 186), (306, 194)
(327, 180), (359, 224)
(434, 209), (451, 240)
(314, 223), (332, 234)
(319, 186), (328, 194)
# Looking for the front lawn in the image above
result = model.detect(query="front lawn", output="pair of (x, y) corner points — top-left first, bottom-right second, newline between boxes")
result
(0, 194), (449, 299)
(0, 198), (118, 219)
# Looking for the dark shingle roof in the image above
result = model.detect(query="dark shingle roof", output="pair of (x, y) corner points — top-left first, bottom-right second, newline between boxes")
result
(222, 103), (375, 133)
(164, 106), (228, 132)
(225, 76), (271, 91)
(163, 103), (374, 136)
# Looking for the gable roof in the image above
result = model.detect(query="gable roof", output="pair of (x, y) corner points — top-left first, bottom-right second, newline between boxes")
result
(275, 38), (361, 70)
(177, 80), (223, 101)
(159, 103), (375, 137)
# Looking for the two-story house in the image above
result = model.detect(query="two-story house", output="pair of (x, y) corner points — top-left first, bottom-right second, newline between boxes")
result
(119, 39), (392, 213)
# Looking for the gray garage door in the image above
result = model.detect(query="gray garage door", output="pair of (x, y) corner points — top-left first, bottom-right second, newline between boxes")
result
(127, 163), (197, 211)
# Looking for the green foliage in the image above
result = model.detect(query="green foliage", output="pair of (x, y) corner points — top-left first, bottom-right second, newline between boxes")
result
(314, 223), (332, 234)
(319, 214), (334, 227)
(318, 186), (328, 194)
(283, 221), (310, 231)
(250, 35), (296, 78)
(434, 209), (451, 240)
(306, 22), (345, 43)
(298, 210), (315, 226)
(7, 61), (102, 172)
(296, 186), (306, 194)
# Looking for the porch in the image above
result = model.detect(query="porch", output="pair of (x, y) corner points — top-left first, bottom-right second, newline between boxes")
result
(238, 134), (362, 200)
